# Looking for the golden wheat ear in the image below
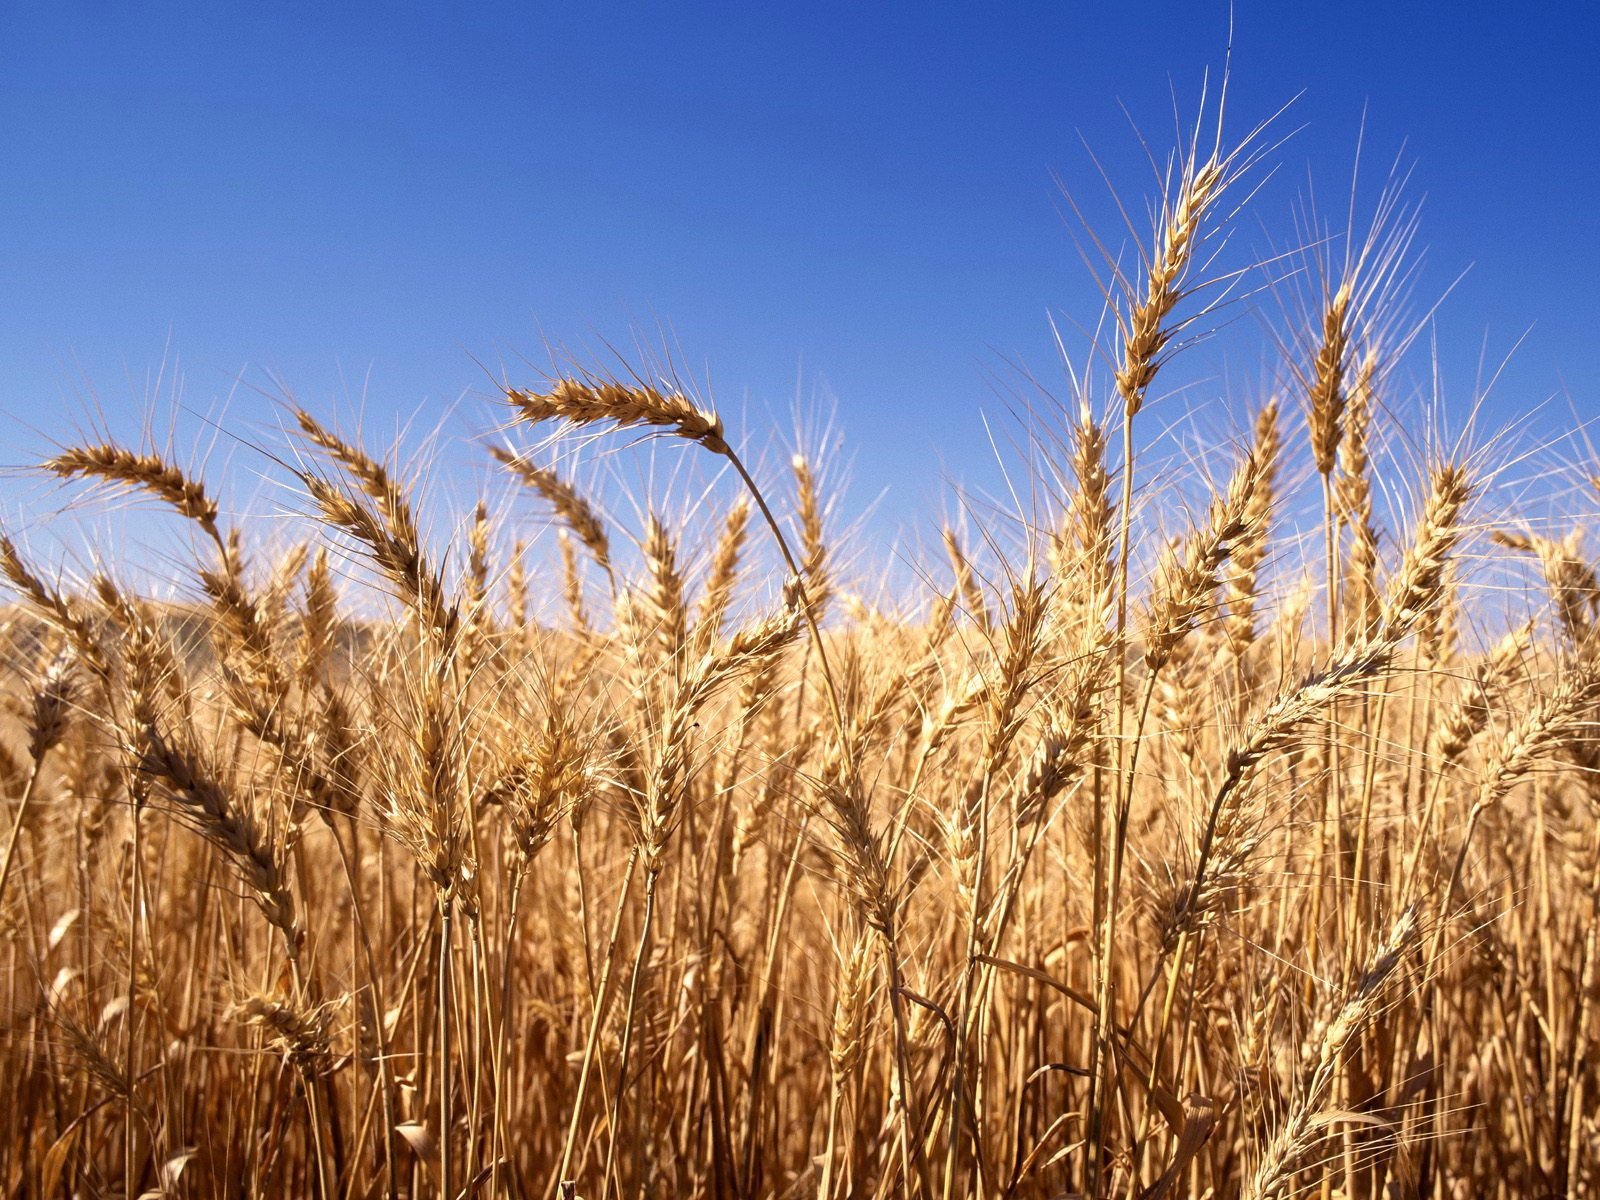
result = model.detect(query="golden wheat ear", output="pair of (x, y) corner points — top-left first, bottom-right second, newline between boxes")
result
(44, 443), (220, 529)
(693, 496), (751, 648)
(1307, 283), (1353, 478)
(489, 444), (614, 578)
(297, 469), (458, 646)
(1116, 155), (1228, 419)
(506, 375), (727, 452)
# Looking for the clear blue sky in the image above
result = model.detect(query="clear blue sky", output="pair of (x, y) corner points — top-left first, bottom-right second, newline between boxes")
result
(2, 2), (1597, 542)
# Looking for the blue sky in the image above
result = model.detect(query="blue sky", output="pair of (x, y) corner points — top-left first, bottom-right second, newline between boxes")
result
(2, 3), (1597, 551)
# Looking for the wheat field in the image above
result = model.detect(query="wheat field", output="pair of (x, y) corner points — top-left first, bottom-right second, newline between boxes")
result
(2, 108), (1597, 1200)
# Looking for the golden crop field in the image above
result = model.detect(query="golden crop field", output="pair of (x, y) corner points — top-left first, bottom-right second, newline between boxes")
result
(2, 101), (1597, 1199)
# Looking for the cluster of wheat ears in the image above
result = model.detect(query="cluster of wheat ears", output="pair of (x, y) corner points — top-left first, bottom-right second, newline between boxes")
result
(2, 105), (1599, 1200)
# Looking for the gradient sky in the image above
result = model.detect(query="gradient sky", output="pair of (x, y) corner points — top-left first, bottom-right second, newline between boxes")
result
(2, 2), (1597, 548)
